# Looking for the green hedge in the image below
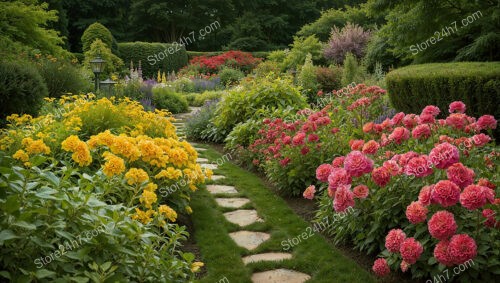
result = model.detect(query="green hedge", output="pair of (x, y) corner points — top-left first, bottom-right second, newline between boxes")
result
(386, 62), (500, 123)
(118, 42), (188, 78)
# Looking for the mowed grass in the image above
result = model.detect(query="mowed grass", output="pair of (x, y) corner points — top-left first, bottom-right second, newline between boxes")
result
(190, 144), (377, 283)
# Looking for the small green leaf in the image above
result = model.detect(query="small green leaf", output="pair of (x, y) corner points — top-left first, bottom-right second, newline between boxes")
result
(34, 269), (56, 279)
(0, 230), (18, 244)
(12, 221), (37, 230)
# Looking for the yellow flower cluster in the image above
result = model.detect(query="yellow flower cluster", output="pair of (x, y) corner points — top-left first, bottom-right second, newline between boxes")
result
(61, 135), (92, 166)
(140, 190), (158, 209)
(102, 151), (126, 177)
(190, 262), (204, 273)
(124, 168), (149, 185)
(21, 137), (51, 155)
(132, 208), (156, 224)
(158, 205), (177, 222)
(13, 150), (30, 166)
(154, 167), (183, 180)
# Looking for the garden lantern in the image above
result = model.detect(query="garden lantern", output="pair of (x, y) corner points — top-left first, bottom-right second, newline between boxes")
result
(99, 78), (117, 96)
(90, 55), (105, 91)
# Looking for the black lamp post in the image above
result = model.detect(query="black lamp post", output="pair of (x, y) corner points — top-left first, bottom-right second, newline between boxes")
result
(90, 56), (105, 92)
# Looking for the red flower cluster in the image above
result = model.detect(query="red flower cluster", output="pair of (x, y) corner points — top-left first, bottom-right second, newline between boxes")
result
(188, 50), (261, 73)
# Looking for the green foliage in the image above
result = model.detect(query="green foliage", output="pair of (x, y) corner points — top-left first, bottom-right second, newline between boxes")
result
(152, 87), (189, 114)
(171, 77), (195, 93)
(299, 54), (320, 101)
(184, 91), (225, 107)
(267, 50), (288, 64)
(118, 42), (188, 78)
(83, 39), (124, 77)
(341, 53), (360, 86)
(226, 37), (270, 52)
(81, 22), (114, 53)
(219, 67), (244, 86)
(35, 57), (91, 98)
(386, 62), (500, 136)
(315, 66), (342, 92)
(114, 80), (144, 100)
(363, 31), (400, 72)
(0, 1), (67, 56)
(185, 99), (219, 141)
(0, 60), (48, 120)
(283, 35), (323, 70)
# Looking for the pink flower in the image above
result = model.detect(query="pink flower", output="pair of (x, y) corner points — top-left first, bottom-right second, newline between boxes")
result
(400, 237), (423, 264)
(372, 258), (390, 277)
(418, 113), (435, 124)
(428, 211), (457, 240)
(344, 151), (374, 177)
(448, 234), (477, 265)
(280, 157), (291, 166)
(418, 185), (434, 206)
(353, 185), (369, 199)
(333, 185), (355, 212)
(316, 164), (333, 182)
(460, 185), (495, 210)
(412, 124), (432, 139)
(372, 167), (391, 187)
(406, 201), (428, 224)
(446, 163), (475, 189)
(303, 185), (316, 200)
(385, 229), (406, 253)
(328, 168), (352, 190)
(389, 127), (410, 144)
(362, 140), (380, 155)
(307, 134), (319, 142)
(363, 122), (374, 133)
(478, 178), (496, 190)
(292, 132), (306, 146)
(446, 113), (467, 130)
(400, 261), (410, 272)
(477, 115), (497, 130)
(300, 146), (310, 155)
(282, 136), (291, 145)
(331, 156), (345, 168)
(471, 133), (491, 147)
(404, 155), (433, 178)
(403, 114), (418, 129)
(482, 209), (496, 228)
(429, 142), (459, 169)
(449, 101), (466, 114)
(391, 112), (405, 126)
(422, 105), (440, 116)
(434, 240), (454, 266)
(383, 160), (401, 176)
(398, 151), (419, 167)
(431, 180), (461, 207)
(349, 139), (364, 150)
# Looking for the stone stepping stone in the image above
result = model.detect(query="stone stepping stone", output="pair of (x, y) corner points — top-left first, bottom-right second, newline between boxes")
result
(242, 253), (293, 265)
(207, 185), (238, 194)
(210, 175), (226, 181)
(196, 158), (209, 163)
(195, 147), (207, 151)
(200, 163), (217, 170)
(223, 209), (263, 226)
(215, 198), (250, 208)
(251, 269), (311, 283)
(229, 231), (270, 250)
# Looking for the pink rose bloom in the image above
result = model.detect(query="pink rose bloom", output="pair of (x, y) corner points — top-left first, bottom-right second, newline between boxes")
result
(349, 139), (364, 150)
(478, 178), (496, 189)
(471, 133), (491, 147)
(344, 151), (374, 177)
(389, 127), (410, 144)
(292, 132), (306, 146)
(333, 185), (355, 212)
(400, 261), (410, 273)
(280, 157), (291, 166)
(372, 167), (391, 187)
(400, 237), (423, 264)
(477, 115), (497, 130)
(328, 168), (352, 190)
(353, 185), (369, 199)
(363, 122), (374, 133)
(418, 185), (434, 206)
(429, 142), (459, 169)
(398, 151), (419, 167)
(412, 124), (432, 139)
(300, 146), (310, 155)
(403, 114), (418, 129)
(422, 105), (440, 116)
(362, 140), (380, 155)
(449, 101), (466, 114)
(428, 211), (457, 240)
(404, 155), (433, 178)
(331, 156), (345, 168)
(383, 160), (401, 176)
(448, 234), (477, 265)
(372, 258), (390, 277)
(316, 164), (333, 182)
(460, 185), (495, 210)
(482, 209), (496, 227)
(434, 240), (454, 266)
(406, 201), (428, 224)
(307, 134), (319, 142)
(282, 136), (291, 145)
(418, 113), (435, 124)
(385, 229), (406, 253)
(431, 180), (461, 207)
(446, 163), (475, 189)
(303, 185), (316, 200)
(391, 112), (405, 126)
(446, 113), (467, 130)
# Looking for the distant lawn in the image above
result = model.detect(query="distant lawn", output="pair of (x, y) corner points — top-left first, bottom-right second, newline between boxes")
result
(191, 144), (376, 283)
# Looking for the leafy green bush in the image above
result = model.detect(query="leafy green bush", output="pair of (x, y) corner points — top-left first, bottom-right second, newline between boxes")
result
(315, 66), (342, 92)
(35, 57), (91, 97)
(253, 61), (282, 78)
(341, 53), (361, 86)
(299, 54), (319, 101)
(81, 22), (114, 53)
(114, 80), (144, 100)
(219, 67), (244, 86)
(283, 35), (323, 70)
(152, 87), (189, 114)
(185, 99), (219, 141)
(118, 42), (188, 78)
(386, 62), (500, 136)
(0, 60), (47, 120)
(184, 90), (225, 107)
(83, 39), (124, 77)
(171, 77), (195, 93)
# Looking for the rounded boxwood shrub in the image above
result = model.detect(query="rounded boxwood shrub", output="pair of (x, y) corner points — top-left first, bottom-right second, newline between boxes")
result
(386, 62), (500, 136)
(81, 22), (114, 52)
(152, 87), (189, 114)
(219, 67), (244, 86)
(0, 60), (48, 120)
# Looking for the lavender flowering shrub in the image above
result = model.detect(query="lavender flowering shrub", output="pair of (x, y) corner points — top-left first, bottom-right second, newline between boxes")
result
(184, 99), (220, 141)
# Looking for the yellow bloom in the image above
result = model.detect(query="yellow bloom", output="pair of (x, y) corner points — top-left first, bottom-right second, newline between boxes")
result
(132, 208), (155, 224)
(140, 190), (157, 209)
(22, 138), (51, 155)
(185, 206), (193, 214)
(189, 183), (198, 192)
(61, 135), (81, 151)
(190, 262), (204, 273)
(102, 151), (126, 177)
(13, 150), (29, 162)
(71, 142), (93, 166)
(125, 168), (149, 185)
(158, 205), (177, 222)
(144, 183), (158, 192)
(204, 168), (213, 180)
(110, 135), (141, 161)
(154, 167), (183, 180)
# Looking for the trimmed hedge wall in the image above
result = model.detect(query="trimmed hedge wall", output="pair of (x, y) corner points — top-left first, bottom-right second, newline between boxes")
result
(386, 62), (500, 120)
(118, 42), (188, 78)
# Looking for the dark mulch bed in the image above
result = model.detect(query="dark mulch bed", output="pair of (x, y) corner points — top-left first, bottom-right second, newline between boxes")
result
(177, 214), (207, 278)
